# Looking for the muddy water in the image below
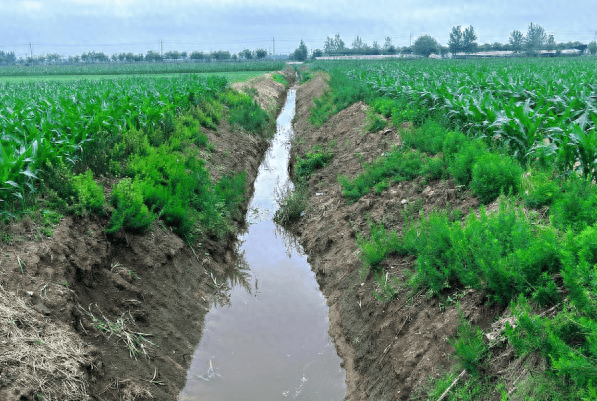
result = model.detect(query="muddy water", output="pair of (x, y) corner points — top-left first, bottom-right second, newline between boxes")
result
(179, 88), (346, 400)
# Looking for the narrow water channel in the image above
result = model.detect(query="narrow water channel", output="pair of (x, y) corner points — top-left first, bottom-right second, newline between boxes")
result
(179, 87), (346, 400)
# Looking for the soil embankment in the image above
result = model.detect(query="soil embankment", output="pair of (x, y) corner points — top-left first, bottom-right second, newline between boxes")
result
(0, 71), (291, 401)
(289, 73), (505, 400)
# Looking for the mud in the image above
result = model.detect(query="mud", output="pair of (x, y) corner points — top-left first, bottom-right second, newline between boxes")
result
(288, 73), (505, 400)
(0, 70), (292, 401)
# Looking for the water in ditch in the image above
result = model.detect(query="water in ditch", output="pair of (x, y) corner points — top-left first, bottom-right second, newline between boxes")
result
(179, 87), (346, 400)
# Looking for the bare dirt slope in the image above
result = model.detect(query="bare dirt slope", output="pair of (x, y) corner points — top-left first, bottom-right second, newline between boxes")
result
(289, 74), (505, 400)
(0, 71), (291, 401)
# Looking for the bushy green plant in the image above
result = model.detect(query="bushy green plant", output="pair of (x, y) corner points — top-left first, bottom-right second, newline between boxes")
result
(448, 311), (487, 374)
(271, 73), (288, 86)
(442, 130), (469, 158)
(363, 111), (387, 133)
(294, 144), (333, 180)
(520, 169), (560, 209)
(339, 148), (425, 202)
(448, 140), (487, 186)
(470, 152), (522, 204)
(221, 90), (271, 136)
(111, 128), (150, 161)
(107, 178), (156, 233)
(551, 176), (597, 232)
(309, 69), (372, 127)
(72, 170), (105, 215)
(356, 217), (401, 276)
(401, 119), (447, 154)
(371, 97), (397, 118)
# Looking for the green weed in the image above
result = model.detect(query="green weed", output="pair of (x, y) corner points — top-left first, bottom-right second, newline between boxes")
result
(294, 144), (334, 181)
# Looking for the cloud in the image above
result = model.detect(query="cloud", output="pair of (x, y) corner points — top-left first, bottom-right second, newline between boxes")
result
(22, 1), (43, 10)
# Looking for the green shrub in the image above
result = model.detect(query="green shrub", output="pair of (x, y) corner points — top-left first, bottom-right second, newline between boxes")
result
(295, 144), (333, 180)
(448, 311), (487, 374)
(72, 170), (105, 215)
(339, 148), (425, 202)
(107, 178), (156, 233)
(551, 176), (597, 232)
(520, 169), (560, 209)
(448, 140), (487, 186)
(371, 97), (397, 118)
(356, 217), (401, 276)
(272, 73), (288, 86)
(111, 128), (150, 161)
(309, 69), (372, 126)
(363, 111), (387, 133)
(221, 90), (271, 136)
(471, 153), (522, 204)
(401, 119), (447, 154)
(442, 130), (469, 158)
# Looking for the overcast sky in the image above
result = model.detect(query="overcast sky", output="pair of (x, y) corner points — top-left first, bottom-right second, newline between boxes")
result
(1, 0), (596, 58)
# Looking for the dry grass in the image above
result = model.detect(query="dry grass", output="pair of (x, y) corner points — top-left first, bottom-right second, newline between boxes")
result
(0, 284), (93, 400)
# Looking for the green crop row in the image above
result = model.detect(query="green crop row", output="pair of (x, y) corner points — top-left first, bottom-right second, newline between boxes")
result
(310, 57), (597, 179)
(0, 61), (286, 77)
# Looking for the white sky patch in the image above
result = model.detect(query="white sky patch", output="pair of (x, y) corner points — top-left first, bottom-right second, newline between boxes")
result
(23, 1), (43, 10)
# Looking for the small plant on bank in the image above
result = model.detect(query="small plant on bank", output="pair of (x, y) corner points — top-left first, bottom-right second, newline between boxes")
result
(294, 144), (334, 181)
(372, 268), (400, 303)
(271, 72), (288, 87)
(448, 309), (487, 375)
(273, 182), (309, 225)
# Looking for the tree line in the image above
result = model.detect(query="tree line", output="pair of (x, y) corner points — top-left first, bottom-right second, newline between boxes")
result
(289, 23), (597, 60)
(0, 48), (274, 65)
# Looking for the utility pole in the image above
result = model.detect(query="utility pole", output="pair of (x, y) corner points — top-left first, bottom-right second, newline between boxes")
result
(273, 37), (275, 56)
(29, 43), (33, 58)
(160, 40), (163, 56)
(410, 32), (412, 47)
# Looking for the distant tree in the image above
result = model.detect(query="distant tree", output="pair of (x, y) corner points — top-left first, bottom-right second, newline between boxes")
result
(164, 51), (181, 60)
(546, 34), (556, 51)
(240, 49), (253, 60)
(448, 25), (464, 53)
(311, 49), (323, 58)
(291, 40), (308, 61)
(145, 50), (163, 62)
(324, 34), (346, 55)
(509, 30), (524, 53)
(401, 45), (413, 54)
(491, 42), (506, 51)
(211, 50), (230, 61)
(383, 37), (396, 54)
(371, 41), (381, 55)
(181, 51), (188, 60)
(189, 51), (205, 61)
(0, 51), (16, 64)
(413, 35), (440, 57)
(462, 26), (478, 54)
(478, 43), (492, 52)
(231, 54), (238, 60)
(255, 48), (268, 59)
(525, 23), (547, 50)
(589, 41), (597, 55)
(352, 35), (365, 54)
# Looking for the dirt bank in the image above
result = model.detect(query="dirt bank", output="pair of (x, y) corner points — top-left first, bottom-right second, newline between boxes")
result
(0, 71), (291, 401)
(288, 74), (505, 400)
